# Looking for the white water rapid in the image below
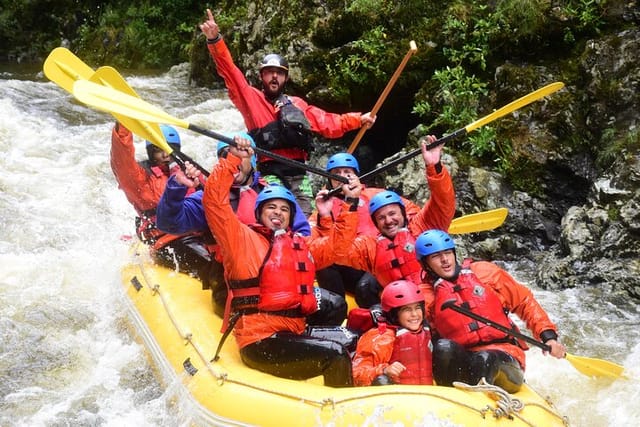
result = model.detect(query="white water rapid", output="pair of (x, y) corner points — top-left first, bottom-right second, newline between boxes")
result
(0, 62), (638, 426)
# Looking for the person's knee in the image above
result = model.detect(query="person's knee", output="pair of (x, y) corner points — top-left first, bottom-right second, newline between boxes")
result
(355, 273), (382, 308)
(432, 339), (469, 386)
(307, 288), (347, 326)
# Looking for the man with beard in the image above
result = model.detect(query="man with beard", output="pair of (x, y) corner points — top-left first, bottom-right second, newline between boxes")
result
(200, 8), (375, 216)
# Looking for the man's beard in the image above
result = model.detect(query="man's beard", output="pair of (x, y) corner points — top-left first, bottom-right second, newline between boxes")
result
(263, 80), (284, 100)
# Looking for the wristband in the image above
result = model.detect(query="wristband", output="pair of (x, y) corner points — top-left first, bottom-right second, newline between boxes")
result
(207, 34), (222, 44)
(540, 330), (558, 343)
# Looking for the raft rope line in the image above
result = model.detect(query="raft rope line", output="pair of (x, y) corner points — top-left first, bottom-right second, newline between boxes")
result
(129, 244), (568, 423)
(453, 379), (568, 426)
(132, 245), (228, 383)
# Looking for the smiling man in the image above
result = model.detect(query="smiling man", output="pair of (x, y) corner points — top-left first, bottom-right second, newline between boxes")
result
(334, 136), (456, 305)
(202, 138), (364, 387)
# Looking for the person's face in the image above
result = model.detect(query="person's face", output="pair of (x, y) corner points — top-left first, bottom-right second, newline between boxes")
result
(397, 302), (424, 332)
(234, 156), (254, 184)
(329, 167), (357, 189)
(260, 67), (287, 98)
(259, 198), (291, 231)
(151, 147), (171, 165)
(424, 249), (457, 279)
(373, 204), (404, 238)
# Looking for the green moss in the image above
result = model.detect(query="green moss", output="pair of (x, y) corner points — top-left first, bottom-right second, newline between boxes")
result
(503, 157), (544, 196)
(597, 129), (640, 170)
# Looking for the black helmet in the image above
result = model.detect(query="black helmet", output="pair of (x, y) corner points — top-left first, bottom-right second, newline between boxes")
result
(259, 54), (289, 73)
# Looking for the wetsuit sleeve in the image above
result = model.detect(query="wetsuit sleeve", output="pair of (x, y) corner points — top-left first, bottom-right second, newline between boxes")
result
(207, 39), (274, 130)
(156, 176), (207, 234)
(334, 235), (377, 274)
(292, 199), (311, 236)
(293, 97), (363, 139)
(408, 164), (456, 235)
(352, 329), (395, 386)
(203, 153), (266, 280)
(110, 123), (163, 212)
(471, 261), (559, 340)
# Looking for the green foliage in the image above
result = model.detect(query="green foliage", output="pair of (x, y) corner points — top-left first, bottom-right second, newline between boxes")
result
(75, 1), (203, 68)
(347, 0), (396, 16)
(495, 0), (547, 37)
(324, 26), (390, 103)
(502, 156), (544, 195)
(560, 0), (606, 43)
(597, 128), (640, 170)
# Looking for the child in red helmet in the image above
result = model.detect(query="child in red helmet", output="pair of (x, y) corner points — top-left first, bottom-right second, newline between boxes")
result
(352, 280), (433, 386)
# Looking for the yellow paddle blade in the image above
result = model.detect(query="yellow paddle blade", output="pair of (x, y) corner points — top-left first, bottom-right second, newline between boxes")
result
(466, 82), (565, 133)
(566, 353), (626, 379)
(73, 79), (190, 129)
(448, 208), (508, 234)
(43, 47), (94, 93)
(91, 66), (140, 97)
(91, 67), (170, 153)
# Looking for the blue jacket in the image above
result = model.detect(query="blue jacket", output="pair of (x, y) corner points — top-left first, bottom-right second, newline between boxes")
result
(156, 173), (311, 236)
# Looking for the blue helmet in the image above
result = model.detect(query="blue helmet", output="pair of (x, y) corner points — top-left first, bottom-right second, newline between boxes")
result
(368, 190), (405, 216)
(415, 230), (456, 260)
(146, 124), (181, 147)
(326, 153), (360, 174)
(254, 185), (297, 227)
(217, 132), (257, 169)
(146, 125), (180, 160)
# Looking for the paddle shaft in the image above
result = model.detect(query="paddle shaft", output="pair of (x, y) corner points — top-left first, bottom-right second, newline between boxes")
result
(187, 123), (348, 184)
(347, 41), (418, 154)
(441, 300), (550, 351)
(325, 129), (462, 198)
(330, 82), (565, 197)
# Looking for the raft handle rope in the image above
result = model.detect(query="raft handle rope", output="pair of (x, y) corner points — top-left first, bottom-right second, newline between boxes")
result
(132, 244), (226, 382)
(454, 378), (568, 426)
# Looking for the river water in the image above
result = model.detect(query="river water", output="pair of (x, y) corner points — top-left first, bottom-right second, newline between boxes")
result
(0, 62), (638, 427)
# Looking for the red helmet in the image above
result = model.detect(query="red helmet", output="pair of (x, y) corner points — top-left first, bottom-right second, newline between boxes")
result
(380, 280), (423, 312)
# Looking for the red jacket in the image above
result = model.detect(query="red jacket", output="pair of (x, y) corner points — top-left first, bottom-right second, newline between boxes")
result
(207, 39), (363, 162)
(421, 260), (559, 370)
(110, 124), (168, 213)
(336, 164), (456, 285)
(202, 153), (358, 348)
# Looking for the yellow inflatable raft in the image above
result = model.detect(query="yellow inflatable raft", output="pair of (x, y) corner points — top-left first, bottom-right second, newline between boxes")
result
(120, 244), (568, 426)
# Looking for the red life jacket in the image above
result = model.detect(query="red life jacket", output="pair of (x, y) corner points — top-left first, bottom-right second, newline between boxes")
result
(432, 259), (514, 347)
(223, 228), (318, 330)
(388, 326), (434, 385)
(373, 229), (423, 287)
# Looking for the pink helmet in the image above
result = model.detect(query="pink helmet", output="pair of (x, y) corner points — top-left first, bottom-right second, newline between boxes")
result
(381, 280), (423, 312)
